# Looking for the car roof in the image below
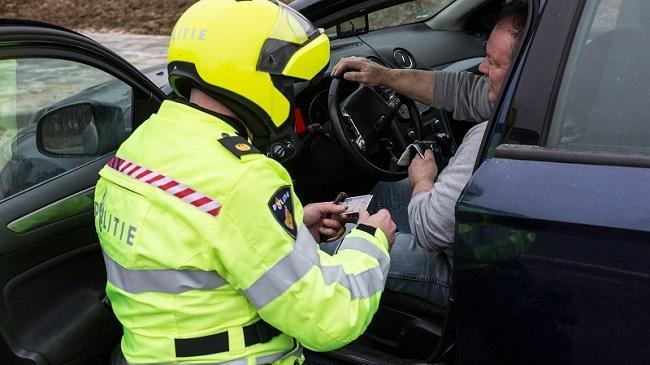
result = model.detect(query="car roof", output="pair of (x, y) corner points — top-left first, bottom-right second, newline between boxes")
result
(0, 18), (85, 36)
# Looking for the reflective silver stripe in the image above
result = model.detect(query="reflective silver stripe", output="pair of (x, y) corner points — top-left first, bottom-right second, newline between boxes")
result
(129, 345), (302, 365)
(131, 359), (248, 365)
(256, 344), (303, 364)
(338, 236), (390, 274)
(244, 224), (388, 309)
(133, 360), (245, 365)
(134, 359), (243, 365)
(103, 252), (228, 294)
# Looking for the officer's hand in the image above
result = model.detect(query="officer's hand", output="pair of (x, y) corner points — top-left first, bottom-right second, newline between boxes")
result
(358, 209), (396, 250)
(304, 202), (352, 242)
(331, 56), (391, 87)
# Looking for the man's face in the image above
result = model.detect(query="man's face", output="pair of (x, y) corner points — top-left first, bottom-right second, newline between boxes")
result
(478, 23), (516, 103)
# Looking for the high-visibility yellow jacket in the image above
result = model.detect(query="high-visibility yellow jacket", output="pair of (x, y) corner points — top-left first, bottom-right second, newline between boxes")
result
(94, 100), (390, 364)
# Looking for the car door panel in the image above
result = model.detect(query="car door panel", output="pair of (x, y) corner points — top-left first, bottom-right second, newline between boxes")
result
(455, 157), (650, 364)
(4, 244), (117, 365)
(0, 157), (108, 250)
(0, 22), (163, 364)
(0, 158), (112, 364)
(454, 0), (650, 362)
(0, 141), (118, 364)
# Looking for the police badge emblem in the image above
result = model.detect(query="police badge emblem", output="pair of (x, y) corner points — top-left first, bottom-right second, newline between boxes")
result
(268, 186), (297, 238)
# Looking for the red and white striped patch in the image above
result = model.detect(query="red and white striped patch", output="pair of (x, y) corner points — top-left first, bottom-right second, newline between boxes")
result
(106, 156), (221, 216)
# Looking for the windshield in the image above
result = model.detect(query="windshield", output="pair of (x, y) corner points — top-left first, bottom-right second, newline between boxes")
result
(369, 0), (456, 31)
(325, 0), (456, 37)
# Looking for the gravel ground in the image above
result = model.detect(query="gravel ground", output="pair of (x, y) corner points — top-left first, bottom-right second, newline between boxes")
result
(84, 32), (170, 70)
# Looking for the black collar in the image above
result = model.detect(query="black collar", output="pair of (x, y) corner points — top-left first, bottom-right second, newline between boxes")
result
(177, 100), (249, 137)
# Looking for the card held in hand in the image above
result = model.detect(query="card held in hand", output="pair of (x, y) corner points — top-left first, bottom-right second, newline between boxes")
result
(341, 194), (374, 215)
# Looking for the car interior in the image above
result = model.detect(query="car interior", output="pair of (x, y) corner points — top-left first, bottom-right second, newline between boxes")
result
(0, 0), (529, 364)
(288, 0), (502, 207)
(281, 0), (521, 364)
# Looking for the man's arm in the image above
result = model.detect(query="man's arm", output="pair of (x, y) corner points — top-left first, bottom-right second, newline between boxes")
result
(331, 58), (494, 123)
(381, 68), (434, 105)
(405, 71), (493, 251)
(432, 71), (494, 123)
(407, 122), (488, 252)
(331, 57), (434, 104)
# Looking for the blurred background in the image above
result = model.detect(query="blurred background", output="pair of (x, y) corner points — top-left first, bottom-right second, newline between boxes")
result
(0, 0), (294, 34)
(0, 0), (295, 68)
(0, 0), (442, 69)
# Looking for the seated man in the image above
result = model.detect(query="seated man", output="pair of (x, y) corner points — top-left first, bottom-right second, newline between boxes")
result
(326, 2), (528, 307)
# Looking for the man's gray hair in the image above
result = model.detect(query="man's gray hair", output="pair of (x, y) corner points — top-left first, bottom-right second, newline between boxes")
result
(496, 1), (529, 57)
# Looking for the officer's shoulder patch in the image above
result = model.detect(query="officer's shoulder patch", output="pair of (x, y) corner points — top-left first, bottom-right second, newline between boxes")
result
(219, 135), (260, 159)
(268, 186), (297, 238)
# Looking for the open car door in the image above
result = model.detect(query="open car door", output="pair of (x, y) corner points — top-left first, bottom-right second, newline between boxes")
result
(455, 0), (650, 363)
(0, 21), (165, 364)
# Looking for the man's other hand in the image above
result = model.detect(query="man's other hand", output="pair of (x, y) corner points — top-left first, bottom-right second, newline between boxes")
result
(331, 56), (391, 87)
(358, 209), (396, 249)
(304, 202), (350, 242)
(409, 149), (438, 197)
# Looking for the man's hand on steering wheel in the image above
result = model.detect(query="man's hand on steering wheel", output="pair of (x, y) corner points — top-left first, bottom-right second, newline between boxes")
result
(331, 56), (391, 87)
(328, 57), (424, 181)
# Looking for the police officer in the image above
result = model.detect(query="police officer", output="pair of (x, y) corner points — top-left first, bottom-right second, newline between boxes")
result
(95, 1), (396, 364)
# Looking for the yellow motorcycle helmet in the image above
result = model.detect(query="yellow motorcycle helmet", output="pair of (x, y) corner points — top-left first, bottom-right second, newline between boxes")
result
(167, 0), (330, 139)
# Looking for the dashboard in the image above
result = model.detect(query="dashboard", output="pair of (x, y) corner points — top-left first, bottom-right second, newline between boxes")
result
(289, 21), (487, 202)
(295, 22), (485, 134)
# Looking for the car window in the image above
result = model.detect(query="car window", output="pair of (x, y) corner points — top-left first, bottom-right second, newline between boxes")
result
(325, 0), (455, 36)
(547, 0), (650, 156)
(0, 58), (133, 200)
(369, 0), (455, 31)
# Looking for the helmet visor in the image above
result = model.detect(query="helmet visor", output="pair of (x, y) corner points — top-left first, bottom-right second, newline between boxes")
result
(269, 1), (320, 44)
(258, 1), (323, 75)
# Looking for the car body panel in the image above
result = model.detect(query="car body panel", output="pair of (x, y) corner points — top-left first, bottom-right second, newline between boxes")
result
(456, 158), (650, 364)
(455, 0), (650, 363)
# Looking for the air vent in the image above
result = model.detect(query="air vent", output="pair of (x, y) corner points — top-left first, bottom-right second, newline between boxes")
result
(331, 42), (362, 51)
(393, 49), (415, 69)
(367, 56), (388, 66)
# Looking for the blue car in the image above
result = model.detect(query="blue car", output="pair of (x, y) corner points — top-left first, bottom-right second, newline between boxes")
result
(0, 0), (647, 364)
(453, 0), (650, 363)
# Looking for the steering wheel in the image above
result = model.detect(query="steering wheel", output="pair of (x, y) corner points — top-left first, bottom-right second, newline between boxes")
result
(328, 77), (423, 181)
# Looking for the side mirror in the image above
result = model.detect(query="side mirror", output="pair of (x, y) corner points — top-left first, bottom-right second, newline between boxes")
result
(36, 102), (124, 157)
